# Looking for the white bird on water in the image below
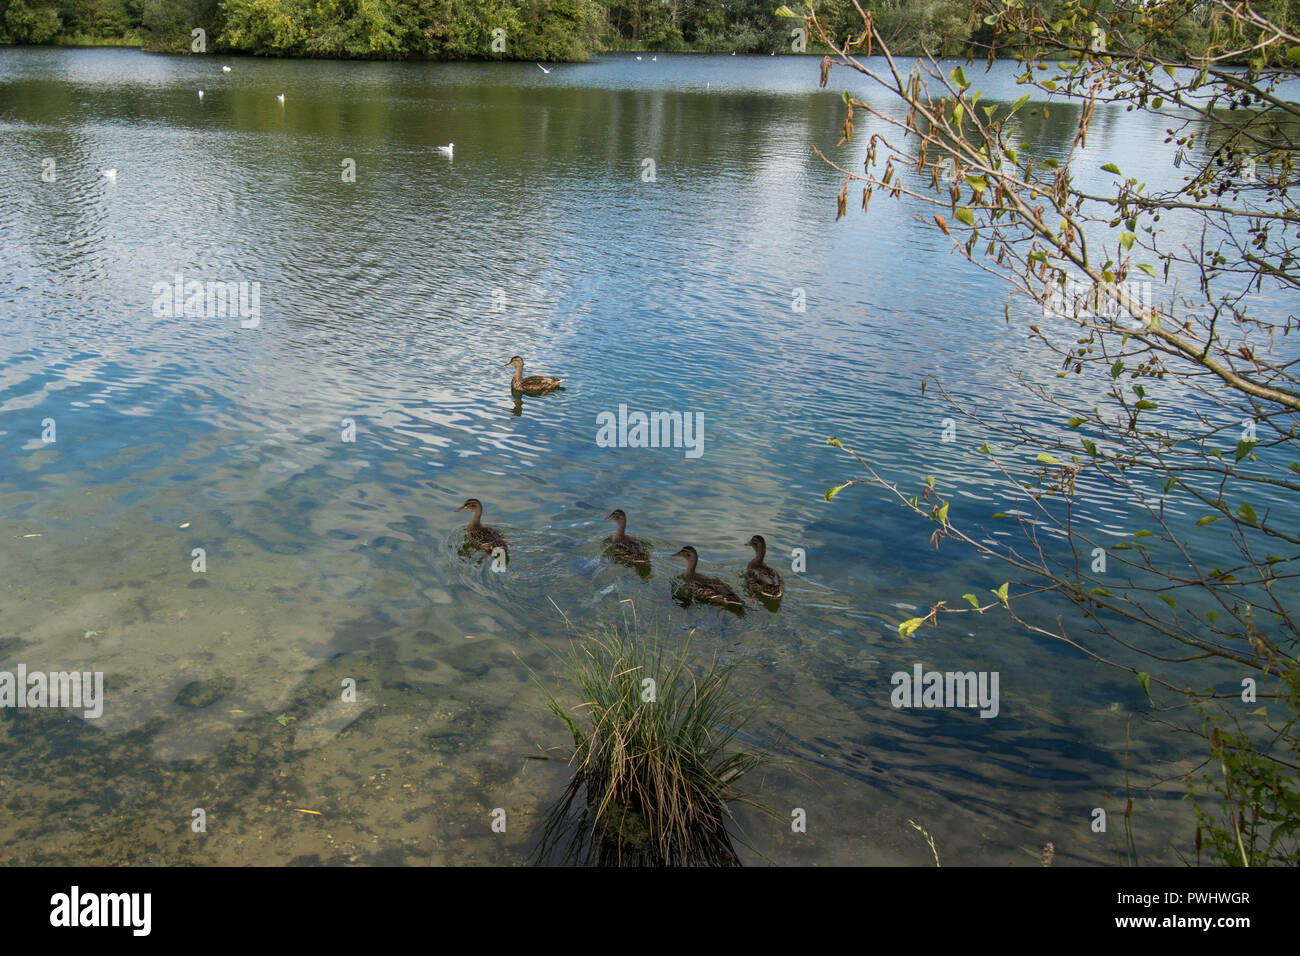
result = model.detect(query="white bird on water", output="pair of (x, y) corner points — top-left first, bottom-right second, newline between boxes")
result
(222, 65), (231, 72)
(635, 55), (642, 61)
(437, 143), (454, 158)
(99, 169), (116, 181)
(277, 93), (285, 104)
(651, 55), (657, 61)
(537, 63), (550, 74)
(198, 89), (204, 99)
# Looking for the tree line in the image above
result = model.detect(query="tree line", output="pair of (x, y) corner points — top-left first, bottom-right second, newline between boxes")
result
(5, 0), (1291, 62)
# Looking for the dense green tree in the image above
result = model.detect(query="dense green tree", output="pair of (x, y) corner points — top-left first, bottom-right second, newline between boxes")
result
(1, 0), (63, 42)
(213, 0), (602, 59)
(140, 0), (220, 51)
(7, 0), (1293, 66)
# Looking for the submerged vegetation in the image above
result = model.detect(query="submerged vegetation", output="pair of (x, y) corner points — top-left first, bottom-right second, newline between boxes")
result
(532, 618), (769, 865)
(4, 0), (1295, 61)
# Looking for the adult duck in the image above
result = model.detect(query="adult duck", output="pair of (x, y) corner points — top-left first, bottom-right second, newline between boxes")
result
(672, 546), (742, 609)
(605, 509), (651, 566)
(503, 356), (563, 395)
(743, 534), (784, 600)
(455, 498), (507, 553)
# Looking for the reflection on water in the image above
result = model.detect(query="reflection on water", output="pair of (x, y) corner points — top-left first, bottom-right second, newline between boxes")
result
(1, 48), (1291, 865)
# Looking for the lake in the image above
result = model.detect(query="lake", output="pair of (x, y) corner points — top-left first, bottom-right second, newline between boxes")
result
(0, 47), (1286, 865)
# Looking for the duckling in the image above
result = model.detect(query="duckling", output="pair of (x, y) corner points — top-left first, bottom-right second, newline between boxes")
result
(455, 498), (508, 553)
(503, 356), (563, 395)
(605, 509), (651, 565)
(743, 534), (784, 600)
(672, 546), (743, 609)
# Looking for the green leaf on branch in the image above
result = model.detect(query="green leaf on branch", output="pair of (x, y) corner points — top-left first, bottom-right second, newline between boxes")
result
(1119, 232), (1135, 251)
(992, 582), (1009, 605)
(1037, 452), (1062, 465)
(1068, 416), (1086, 428)
(1137, 263), (1157, 276)
(774, 4), (798, 17)
(1235, 440), (1256, 462)
(1101, 162), (1121, 174)
(827, 436), (844, 449)
(1082, 438), (1098, 457)
(899, 617), (926, 638)
(825, 484), (847, 501)
(1137, 672), (1152, 699)
(956, 207), (976, 227)
(978, 442), (991, 454)
(1196, 515), (1221, 526)
(1236, 502), (1259, 525)
(963, 593), (980, 608)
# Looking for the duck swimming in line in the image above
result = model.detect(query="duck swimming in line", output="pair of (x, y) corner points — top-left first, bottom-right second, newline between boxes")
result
(504, 356), (563, 395)
(744, 534), (784, 601)
(672, 546), (743, 609)
(605, 509), (651, 566)
(455, 498), (508, 553)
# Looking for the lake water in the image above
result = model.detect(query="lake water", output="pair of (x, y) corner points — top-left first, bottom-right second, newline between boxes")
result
(0, 47), (1291, 865)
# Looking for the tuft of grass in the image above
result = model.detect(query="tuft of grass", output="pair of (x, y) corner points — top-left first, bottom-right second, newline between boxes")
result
(532, 618), (770, 866)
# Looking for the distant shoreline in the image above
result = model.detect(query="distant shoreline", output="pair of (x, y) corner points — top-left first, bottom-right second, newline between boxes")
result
(2, 42), (1250, 70)
(5, 40), (827, 61)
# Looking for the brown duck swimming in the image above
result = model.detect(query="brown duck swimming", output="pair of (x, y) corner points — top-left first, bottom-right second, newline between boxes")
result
(503, 355), (563, 395)
(455, 498), (508, 553)
(672, 546), (743, 609)
(605, 509), (651, 565)
(744, 534), (784, 600)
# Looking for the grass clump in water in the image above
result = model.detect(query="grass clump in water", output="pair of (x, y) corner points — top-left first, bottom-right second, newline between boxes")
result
(534, 620), (769, 866)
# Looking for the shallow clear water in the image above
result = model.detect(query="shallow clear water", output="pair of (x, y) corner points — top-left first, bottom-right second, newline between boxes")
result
(0, 47), (1292, 865)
